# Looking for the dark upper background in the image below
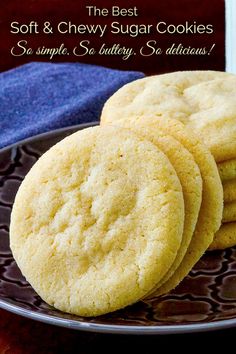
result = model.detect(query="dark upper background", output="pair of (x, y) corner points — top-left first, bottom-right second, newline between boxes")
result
(1, 0), (225, 75)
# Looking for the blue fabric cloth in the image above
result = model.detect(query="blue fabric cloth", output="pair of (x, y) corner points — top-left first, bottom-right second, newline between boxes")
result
(0, 62), (144, 148)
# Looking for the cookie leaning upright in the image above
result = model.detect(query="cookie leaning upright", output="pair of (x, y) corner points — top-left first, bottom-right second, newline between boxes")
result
(10, 125), (184, 317)
(106, 115), (223, 295)
(111, 116), (202, 294)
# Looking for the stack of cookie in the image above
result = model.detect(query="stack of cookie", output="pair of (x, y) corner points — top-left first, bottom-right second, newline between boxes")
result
(211, 159), (236, 250)
(101, 70), (236, 251)
(9, 70), (235, 317)
(10, 111), (224, 317)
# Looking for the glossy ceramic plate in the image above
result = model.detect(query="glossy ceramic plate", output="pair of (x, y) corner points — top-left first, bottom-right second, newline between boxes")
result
(0, 122), (236, 334)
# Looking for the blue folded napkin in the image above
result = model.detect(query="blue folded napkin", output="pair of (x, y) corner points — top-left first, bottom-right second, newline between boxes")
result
(0, 62), (144, 148)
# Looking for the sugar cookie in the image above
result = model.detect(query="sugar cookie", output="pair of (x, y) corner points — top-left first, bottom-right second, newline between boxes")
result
(110, 115), (223, 296)
(101, 71), (236, 162)
(10, 125), (184, 316)
(208, 222), (236, 250)
(223, 201), (236, 223)
(223, 179), (236, 203)
(218, 159), (236, 182)
(112, 117), (202, 291)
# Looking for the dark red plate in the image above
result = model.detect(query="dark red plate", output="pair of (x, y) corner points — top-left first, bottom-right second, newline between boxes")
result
(0, 122), (236, 334)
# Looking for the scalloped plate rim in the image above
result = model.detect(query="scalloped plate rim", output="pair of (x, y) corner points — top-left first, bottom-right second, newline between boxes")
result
(1, 298), (236, 334)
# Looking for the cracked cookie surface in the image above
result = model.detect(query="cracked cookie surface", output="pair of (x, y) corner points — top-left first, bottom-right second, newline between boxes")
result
(101, 70), (236, 162)
(10, 125), (184, 316)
